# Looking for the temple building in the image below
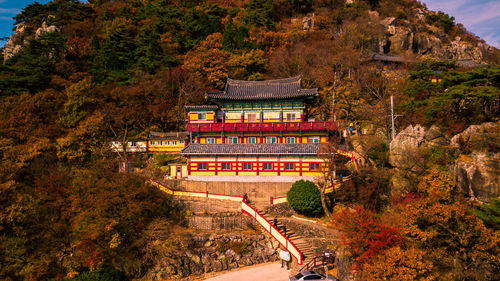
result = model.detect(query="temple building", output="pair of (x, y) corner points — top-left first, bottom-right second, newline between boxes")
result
(147, 131), (188, 153)
(182, 76), (338, 182)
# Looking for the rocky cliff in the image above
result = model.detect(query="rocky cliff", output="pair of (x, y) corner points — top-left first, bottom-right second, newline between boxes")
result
(375, 7), (494, 61)
(3, 20), (59, 62)
(390, 123), (500, 200)
(142, 232), (280, 280)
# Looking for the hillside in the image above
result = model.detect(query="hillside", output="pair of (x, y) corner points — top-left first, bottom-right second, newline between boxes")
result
(0, 0), (499, 280)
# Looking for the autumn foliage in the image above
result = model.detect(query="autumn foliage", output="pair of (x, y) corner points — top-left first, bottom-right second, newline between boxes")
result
(330, 206), (402, 267)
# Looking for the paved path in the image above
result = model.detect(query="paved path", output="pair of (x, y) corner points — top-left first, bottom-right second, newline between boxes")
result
(204, 262), (289, 281)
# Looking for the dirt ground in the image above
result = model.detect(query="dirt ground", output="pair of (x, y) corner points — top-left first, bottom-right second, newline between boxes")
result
(202, 262), (290, 281)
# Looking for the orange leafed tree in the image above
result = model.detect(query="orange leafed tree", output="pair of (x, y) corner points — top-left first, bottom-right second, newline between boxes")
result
(330, 205), (403, 268)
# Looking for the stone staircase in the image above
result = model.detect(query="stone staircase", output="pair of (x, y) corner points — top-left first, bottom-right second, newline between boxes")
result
(250, 201), (315, 274)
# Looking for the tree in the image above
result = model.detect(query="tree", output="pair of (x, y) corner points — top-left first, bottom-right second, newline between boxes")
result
(287, 180), (324, 217)
(393, 191), (500, 280)
(330, 206), (402, 267)
(361, 246), (434, 281)
(316, 140), (349, 217)
(335, 167), (391, 213)
(244, 0), (276, 28)
(472, 197), (500, 230)
(180, 4), (226, 50)
(90, 18), (136, 83)
(1, 32), (67, 96)
(184, 33), (231, 89)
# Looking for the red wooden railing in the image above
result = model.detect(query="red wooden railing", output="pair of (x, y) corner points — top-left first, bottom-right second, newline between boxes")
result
(187, 121), (338, 133)
(150, 179), (304, 265)
(241, 201), (303, 265)
(299, 254), (335, 272)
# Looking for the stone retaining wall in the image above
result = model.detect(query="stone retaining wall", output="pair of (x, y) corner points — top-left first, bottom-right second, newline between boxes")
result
(164, 179), (293, 202)
(143, 232), (281, 280)
(185, 213), (254, 230)
(177, 196), (242, 213)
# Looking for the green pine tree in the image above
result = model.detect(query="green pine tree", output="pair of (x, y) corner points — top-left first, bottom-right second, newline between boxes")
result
(472, 197), (500, 230)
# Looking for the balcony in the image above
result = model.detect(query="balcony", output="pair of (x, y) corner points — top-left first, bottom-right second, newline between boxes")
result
(187, 121), (338, 133)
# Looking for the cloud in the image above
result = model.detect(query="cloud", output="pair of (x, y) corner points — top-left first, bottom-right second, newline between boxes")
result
(0, 8), (21, 14)
(422, 0), (500, 48)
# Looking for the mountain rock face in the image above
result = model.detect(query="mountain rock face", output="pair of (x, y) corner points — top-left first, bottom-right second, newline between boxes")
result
(450, 122), (500, 200)
(389, 124), (447, 165)
(453, 152), (500, 200)
(3, 21), (60, 62)
(3, 24), (28, 62)
(377, 7), (491, 61)
(390, 125), (447, 192)
(390, 123), (500, 200)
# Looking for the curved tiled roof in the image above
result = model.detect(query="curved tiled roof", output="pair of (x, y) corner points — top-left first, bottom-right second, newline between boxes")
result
(184, 105), (219, 110)
(149, 131), (188, 139)
(206, 76), (318, 101)
(182, 143), (321, 155)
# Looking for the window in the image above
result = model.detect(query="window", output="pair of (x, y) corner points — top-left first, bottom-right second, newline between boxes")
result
(286, 113), (296, 121)
(228, 136), (238, 144)
(304, 275), (323, 280)
(247, 113), (257, 122)
(172, 141), (177, 145)
(310, 163), (320, 171)
(266, 136), (277, 143)
(150, 141), (155, 145)
(207, 138), (216, 144)
(198, 113), (207, 120)
(286, 137), (296, 143)
(158, 141), (162, 145)
(180, 140), (185, 144)
(308, 136), (320, 143)
(165, 141), (170, 145)
(222, 163), (231, 170)
(131, 141), (136, 146)
(247, 137), (257, 144)
(285, 163), (294, 171)
(198, 163), (207, 170)
(243, 163), (252, 170)
(263, 163), (273, 170)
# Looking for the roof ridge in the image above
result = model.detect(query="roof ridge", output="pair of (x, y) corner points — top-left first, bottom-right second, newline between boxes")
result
(227, 76), (301, 85)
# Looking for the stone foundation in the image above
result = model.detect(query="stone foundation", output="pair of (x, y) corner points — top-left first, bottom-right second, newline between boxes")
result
(186, 175), (316, 182)
(164, 179), (295, 202)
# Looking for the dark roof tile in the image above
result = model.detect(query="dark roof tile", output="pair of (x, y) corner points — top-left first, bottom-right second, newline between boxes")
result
(184, 105), (219, 110)
(206, 76), (318, 101)
(149, 131), (188, 139)
(182, 143), (321, 155)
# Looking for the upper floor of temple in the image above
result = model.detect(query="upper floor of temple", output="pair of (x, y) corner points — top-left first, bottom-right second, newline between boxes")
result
(186, 76), (337, 133)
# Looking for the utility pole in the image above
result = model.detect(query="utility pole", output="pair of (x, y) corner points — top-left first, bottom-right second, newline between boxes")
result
(331, 72), (337, 121)
(391, 95), (395, 140)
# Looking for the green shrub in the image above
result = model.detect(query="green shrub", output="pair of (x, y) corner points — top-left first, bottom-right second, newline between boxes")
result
(287, 180), (323, 217)
(472, 197), (500, 230)
(63, 268), (125, 281)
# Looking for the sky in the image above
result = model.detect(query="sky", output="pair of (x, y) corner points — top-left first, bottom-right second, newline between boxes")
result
(422, 0), (500, 48)
(0, 0), (499, 48)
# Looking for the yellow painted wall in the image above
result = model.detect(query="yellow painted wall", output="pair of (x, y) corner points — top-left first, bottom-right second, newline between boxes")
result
(148, 139), (185, 153)
(283, 110), (302, 122)
(218, 171), (237, 176)
(259, 172), (278, 176)
(281, 172), (301, 176)
(239, 171), (258, 176)
(262, 119), (281, 123)
(191, 171), (214, 176)
(169, 165), (188, 179)
(189, 112), (215, 123)
(302, 171), (323, 177)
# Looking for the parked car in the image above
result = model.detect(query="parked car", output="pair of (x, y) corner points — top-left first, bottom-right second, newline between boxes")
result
(289, 270), (338, 281)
